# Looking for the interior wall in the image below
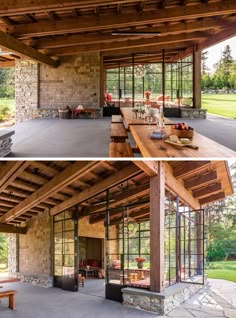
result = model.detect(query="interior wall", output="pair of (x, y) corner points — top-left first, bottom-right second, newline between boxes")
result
(79, 216), (104, 239)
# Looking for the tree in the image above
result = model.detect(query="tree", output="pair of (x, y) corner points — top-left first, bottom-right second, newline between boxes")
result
(0, 233), (8, 265)
(0, 68), (15, 98)
(201, 51), (209, 75)
(205, 162), (236, 261)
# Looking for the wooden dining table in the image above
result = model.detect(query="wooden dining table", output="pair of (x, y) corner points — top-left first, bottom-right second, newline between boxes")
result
(120, 107), (173, 129)
(130, 125), (236, 158)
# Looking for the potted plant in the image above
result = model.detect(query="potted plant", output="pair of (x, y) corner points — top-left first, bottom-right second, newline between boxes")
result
(135, 256), (146, 269)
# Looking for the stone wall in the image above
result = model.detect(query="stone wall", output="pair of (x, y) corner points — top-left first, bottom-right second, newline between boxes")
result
(39, 53), (101, 109)
(15, 211), (53, 287)
(8, 233), (19, 276)
(15, 59), (39, 122)
(79, 216), (104, 239)
(122, 281), (204, 314)
(15, 53), (101, 122)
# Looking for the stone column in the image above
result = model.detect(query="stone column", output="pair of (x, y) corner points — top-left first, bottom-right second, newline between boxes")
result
(8, 233), (19, 276)
(15, 59), (39, 122)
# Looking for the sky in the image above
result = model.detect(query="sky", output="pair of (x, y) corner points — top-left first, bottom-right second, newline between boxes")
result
(204, 36), (236, 71)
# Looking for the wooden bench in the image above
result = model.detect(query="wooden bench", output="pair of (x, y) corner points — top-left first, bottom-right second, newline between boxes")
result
(0, 290), (17, 310)
(109, 142), (134, 157)
(111, 115), (123, 123)
(110, 123), (128, 142)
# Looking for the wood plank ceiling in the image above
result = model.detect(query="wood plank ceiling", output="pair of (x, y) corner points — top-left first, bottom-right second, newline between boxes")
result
(0, 160), (233, 233)
(0, 0), (236, 68)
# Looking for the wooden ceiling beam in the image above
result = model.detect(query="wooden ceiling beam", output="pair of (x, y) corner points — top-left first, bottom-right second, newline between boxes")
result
(184, 171), (218, 190)
(199, 191), (225, 205)
(0, 161), (31, 192)
(0, 223), (27, 234)
(133, 161), (158, 177)
(109, 207), (150, 226)
(173, 161), (211, 178)
(80, 183), (149, 217)
(0, 161), (99, 223)
(0, 60), (15, 67)
(0, 30), (59, 67)
(50, 163), (141, 216)
(48, 32), (205, 55)
(159, 0), (169, 9)
(33, 18), (232, 49)
(8, 1), (236, 38)
(0, 1), (140, 16)
(164, 162), (201, 210)
(192, 183), (222, 199)
(198, 23), (236, 51)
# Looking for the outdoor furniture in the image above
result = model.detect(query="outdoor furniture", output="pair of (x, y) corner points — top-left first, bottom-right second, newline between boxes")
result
(0, 130), (15, 157)
(109, 142), (134, 157)
(111, 115), (123, 123)
(110, 123), (128, 142)
(0, 290), (17, 310)
(78, 274), (85, 287)
(120, 107), (173, 130)
(129, 125), (236, 158)
(72, 107), (99, 119)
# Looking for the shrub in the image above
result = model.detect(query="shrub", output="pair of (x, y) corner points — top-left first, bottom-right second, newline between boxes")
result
(0, 105), (11, 121)
(207, 241), (226, 261)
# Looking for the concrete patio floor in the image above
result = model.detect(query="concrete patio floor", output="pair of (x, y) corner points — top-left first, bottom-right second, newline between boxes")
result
(8, 117), (111, 158)
(0, 279), (235, 318)
(2, 113), (236, 157)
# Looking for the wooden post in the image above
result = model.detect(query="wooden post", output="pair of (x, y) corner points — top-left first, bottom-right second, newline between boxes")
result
(193, 44), (201, 109)
(150, 161), (165, 292)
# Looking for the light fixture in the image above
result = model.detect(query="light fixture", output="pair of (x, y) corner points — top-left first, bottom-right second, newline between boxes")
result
(112, 31), (161, 36)
(134, 64), (146, 78)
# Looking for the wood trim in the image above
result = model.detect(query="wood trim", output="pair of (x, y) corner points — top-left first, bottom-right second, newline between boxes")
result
(0, 223), (27, 234)
(50, 163), (141, 216)
(150, 162), (165, 292)
(0, 30), (59, 67)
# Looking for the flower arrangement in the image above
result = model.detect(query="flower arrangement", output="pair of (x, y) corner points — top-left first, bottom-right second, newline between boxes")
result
(144, 91), (151, 99)
(135, 256), (146, 263)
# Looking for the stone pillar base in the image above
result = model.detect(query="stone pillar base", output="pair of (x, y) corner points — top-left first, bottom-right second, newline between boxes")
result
(180, 108), (207, 118)
(122, 278), (205, 314)
(14, 272), (53, 288)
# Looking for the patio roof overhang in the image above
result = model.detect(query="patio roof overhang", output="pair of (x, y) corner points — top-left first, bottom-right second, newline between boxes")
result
(0, 1), (236, 68)
(0, 160), (233, 234)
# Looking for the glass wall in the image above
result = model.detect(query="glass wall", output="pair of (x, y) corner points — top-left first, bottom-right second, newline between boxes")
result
(104, 49), (194, 112)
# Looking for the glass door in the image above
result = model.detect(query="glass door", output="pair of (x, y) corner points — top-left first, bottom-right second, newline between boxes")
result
(179, 209), (204, 284)
(53, 207), (79, 291)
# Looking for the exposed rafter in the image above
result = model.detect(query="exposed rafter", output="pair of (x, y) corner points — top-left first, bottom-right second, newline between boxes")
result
(0, 30), (59, 67)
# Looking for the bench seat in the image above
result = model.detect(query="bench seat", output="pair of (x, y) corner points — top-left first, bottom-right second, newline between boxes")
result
(109, 142), (134, 157)
(110, 123), (128, 142)
(0, 290), (17, 310)
(111, 115), (123, 123)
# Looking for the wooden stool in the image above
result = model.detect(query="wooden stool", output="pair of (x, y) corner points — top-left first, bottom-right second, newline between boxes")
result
(129, 273), (138, 283)
(78, 274), (85, 287)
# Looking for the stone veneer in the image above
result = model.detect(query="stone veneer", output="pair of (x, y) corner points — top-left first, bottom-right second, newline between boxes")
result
(8, 211), (53, 288)
(180, 107), (207, 118)
(15, 53), (101, 122)
(8, 233), (19, 276)
(122, 281), (204, 314)
(15, 59), (39, 122)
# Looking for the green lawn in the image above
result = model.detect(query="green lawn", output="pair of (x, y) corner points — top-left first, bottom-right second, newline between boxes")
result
(202, 94), (236, 119)
(206, 261), (236, 283)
